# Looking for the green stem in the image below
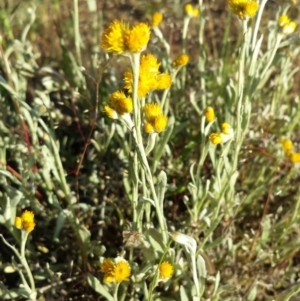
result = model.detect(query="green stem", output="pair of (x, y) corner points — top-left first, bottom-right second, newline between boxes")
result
(73, 0), (82, 65)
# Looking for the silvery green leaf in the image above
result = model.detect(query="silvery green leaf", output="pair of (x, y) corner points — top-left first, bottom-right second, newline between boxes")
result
(87, 273), (114, 301)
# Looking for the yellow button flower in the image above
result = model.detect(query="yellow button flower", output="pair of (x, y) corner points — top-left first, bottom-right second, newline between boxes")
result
(15, 210), (36, 232)
(209, 133), (223, 145)
(124, 54), (171, 98)
(204, 107), (215, 122)
(100, 257), (131, 283)
(143, 103), (168, 133)
(152, 12), (163, 27)
(172, 54), (189, 69)
(278, 15), (297, 34)
(153, 115), (168, 133)
(143, 103), (162, 122)
(101, 20), (129, 54)
(159, 261), (174, 280)
(109, 90), (133, 115)
(184, 4), (199, 18)
(125, 23), (151, 53)
(289, 152), (300, 163)
(101, 20), (150, 54)
(228, 0), (259, 20)
(155, 73), (172, 90)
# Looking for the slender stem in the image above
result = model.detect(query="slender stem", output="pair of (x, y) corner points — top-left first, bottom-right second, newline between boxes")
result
(73, 0), (82, 65)
(113, 283), (120, 301)
(251, 0), (269, 51)
(130, 53), (168, 243)
(260, 35), (282, 80)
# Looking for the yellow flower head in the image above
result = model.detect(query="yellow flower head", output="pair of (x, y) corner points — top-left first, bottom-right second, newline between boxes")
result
(155, 73), (172, 90)
(204, 107), (215, 122)
(15, 210), (36, 232)
(144, 122), (154, 134)
(100, 257), (131, 283)
(278, 15), (290, 27)
(109, 90), (133, 115)
(15, 217), (22, 229)
(278, 15), (297, 34)
(101, 20), (129, 54)
(124, 54), (167, 98)
(152, 12), (163, 27)
(221, 122), (232, 135)
(172, 54), (189, 69)
(153, 115), (168, 133)
(159, 261), (174, 280)
(184, 4), (199, 18)
(143, 103), (167, 133)
(125, 23), (151, 53)
(228, 0), (259, 20)
(143, 103), (162, 122)
(209, 133), (223, 145)
(100, 258), (115, 274)
(101, 20), (150, 54)
(289, 152), (300, 163)
(113, 258), (131, 283)
(104, 105), (118, 119)
(280, 137), (293, 152)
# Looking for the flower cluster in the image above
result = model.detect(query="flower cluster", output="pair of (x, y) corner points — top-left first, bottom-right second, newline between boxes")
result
(280, 137), (300, 163)
(184, 4), (199, 18)
(143, 103), (168, 133)
(278, 15), (297, 34)
(228, 0), (259, 20)
(104, 90), (133, 119)
(172, 54), (189, 70)
(15, 210), (36, 232)
(209, 122), (234, 145)
(124, 54), (172, 98)
(100, 257), (131, 283)
(101, 20), (150, 54)
(204, 106), (215, 122)
(151, 12), (163, 28)
(159, 261), (174, 280)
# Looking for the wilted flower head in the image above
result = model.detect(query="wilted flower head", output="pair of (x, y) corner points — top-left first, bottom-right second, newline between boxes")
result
(278, 15), (297, 34)
(184, 4), (199, 18)
(101, 20), (150, 54)
(159, 261), (174, 280)
(100, 257), (131, 283)
(228, 0), (259, 20)
(172, 54), (189, 69)
(152, 12), (163, 27)
(15, 210), (36, 232)
(169, 232), (197, 255)
(204, 107), (215, 122)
